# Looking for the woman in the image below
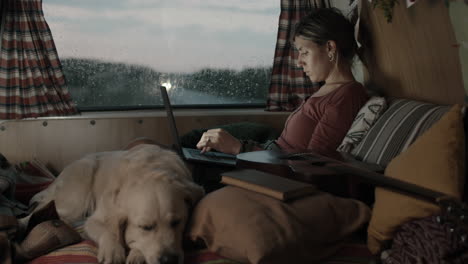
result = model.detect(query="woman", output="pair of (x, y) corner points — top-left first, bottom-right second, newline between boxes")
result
(196, 8), (368, 158)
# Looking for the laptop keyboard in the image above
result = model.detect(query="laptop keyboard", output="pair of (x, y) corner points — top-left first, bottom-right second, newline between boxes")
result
(185, 148), (235, 160)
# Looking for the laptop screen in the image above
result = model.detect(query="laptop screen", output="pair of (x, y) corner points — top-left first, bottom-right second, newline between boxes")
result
(160, 86), (184, 155)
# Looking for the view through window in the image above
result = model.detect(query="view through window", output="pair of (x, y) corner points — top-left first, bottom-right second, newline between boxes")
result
(43, 0), (279, 108)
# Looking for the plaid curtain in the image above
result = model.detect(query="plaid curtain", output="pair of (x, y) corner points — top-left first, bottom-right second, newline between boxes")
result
(267, 0), (331, 111)
(0, 0), (77, 119)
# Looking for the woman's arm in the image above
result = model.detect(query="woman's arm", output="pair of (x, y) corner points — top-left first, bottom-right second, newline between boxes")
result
(196, 128), (243, 154)
(196, 129), (265, 154)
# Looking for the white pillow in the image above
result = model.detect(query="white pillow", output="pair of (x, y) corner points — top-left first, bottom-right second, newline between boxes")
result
(337, 96), (387, 153)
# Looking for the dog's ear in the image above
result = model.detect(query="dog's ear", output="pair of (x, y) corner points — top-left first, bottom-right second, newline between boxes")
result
(118, 217), (129, 252)
(111, 187), (121, 206)
(179, 180), (205, 208)
(106, 187), (129, 251)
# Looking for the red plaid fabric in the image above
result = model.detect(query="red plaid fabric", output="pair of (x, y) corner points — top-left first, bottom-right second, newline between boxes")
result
(267, 0), (330, 111)
(0, 0), (77, 119)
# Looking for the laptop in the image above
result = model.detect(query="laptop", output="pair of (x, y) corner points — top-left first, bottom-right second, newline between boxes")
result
(160, 86), (237, 167)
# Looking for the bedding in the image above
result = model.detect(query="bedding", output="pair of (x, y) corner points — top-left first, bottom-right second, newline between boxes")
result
(14, 161), (375, 264)
(337, 96), (387, 153)
(28, 241), (375, 264)
(187, 186), (371, 264)
(381, 215), (468, 264)
(351, 98), (452, 166)
(367, 104), (465, 253)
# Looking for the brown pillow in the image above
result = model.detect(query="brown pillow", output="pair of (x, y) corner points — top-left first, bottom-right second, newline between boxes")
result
(367, 104), (465, 254)
(187, 186), (371, 264)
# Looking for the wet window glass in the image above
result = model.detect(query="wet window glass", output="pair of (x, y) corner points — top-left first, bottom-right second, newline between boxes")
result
(44, 0), (278, 107)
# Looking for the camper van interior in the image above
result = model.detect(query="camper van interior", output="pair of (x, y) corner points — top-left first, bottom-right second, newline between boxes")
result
(1, 0), (468, 263)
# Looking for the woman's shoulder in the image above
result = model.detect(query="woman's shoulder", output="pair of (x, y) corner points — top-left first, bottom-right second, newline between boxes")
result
(340, 81), (365, 92)
(304, 81), (366, 106)
(333, 81), (367, 97)
(326, 81), (367, 105)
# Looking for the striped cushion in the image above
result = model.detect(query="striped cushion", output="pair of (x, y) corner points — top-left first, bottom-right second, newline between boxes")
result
(337, 96), (388, 153)
(28, 243), (373, 264)
(27, 240), (98, 264)
(26, 218), (373, 264)
(351, 98), (451, 167)
(26, 210), (372, 264)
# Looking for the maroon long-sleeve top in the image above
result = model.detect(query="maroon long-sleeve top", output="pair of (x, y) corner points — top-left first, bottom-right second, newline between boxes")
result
(276, 82), (368, 157)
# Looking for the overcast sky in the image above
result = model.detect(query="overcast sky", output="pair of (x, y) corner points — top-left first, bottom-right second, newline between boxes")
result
(43, 0), (279, 73)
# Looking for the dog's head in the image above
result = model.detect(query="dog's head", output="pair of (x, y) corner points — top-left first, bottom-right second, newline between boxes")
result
(115, 145), (205, 264)
(121, 178), (204, 264)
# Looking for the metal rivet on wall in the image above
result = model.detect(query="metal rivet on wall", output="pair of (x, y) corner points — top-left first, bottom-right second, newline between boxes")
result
(42, 121), (48, 127)
(138, 119), (143, 124)
(90, 120), (96, 125)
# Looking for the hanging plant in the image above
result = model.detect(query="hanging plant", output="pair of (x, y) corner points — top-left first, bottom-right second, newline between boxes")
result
(371, 0), (399, 23)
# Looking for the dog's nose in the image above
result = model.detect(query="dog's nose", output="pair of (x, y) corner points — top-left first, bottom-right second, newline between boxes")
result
(159, 253), (179, 264)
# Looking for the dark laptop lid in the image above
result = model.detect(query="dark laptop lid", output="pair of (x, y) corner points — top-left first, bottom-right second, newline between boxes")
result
(160, 86), (184, 155)
(159, 86), (237, 167)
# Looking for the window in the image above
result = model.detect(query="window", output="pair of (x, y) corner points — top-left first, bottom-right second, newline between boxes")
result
(43, 1), (279, 108)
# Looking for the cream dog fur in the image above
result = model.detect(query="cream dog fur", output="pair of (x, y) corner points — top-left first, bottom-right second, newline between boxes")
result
(29, 144), (205, 264)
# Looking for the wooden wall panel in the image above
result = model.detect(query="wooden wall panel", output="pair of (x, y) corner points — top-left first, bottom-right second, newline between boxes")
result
(0, 111), (288, 171)
(360, 0), (465, 105)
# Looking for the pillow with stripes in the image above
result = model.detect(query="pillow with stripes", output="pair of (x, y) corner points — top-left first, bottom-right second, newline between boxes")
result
(337, 96), (387, 153)
(350, 98), (451, 167)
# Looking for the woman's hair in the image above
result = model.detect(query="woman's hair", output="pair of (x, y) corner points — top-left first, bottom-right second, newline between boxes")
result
(294, 8), (357, 64)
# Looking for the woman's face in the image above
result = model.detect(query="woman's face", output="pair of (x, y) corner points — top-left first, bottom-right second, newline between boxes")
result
(294, 36), (332, 82)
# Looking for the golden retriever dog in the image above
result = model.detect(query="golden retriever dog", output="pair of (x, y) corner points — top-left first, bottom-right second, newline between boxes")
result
(28, 144), (205, 264)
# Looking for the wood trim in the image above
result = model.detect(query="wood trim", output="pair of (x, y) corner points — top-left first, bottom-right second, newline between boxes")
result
(0, 112), (288, 171)
(360, 0), (465, 105)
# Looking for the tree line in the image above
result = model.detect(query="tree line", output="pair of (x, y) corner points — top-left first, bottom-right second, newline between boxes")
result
(61, 58), (271, 107)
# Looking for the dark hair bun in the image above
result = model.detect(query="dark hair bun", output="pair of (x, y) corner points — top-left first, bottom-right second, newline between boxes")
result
(294, 8), (357, 63)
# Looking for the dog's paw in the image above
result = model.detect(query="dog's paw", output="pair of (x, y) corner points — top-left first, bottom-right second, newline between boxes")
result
(126, 249), (146, 264)
(97, 235), (126, 264)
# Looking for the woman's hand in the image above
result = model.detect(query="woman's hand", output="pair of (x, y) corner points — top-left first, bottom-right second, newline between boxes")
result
(196, 128), (242, 155)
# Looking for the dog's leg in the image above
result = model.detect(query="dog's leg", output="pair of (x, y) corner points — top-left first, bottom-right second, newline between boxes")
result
(85, 206), (126, 264)
(53, 158), (97, 224)
(17, 182), (58, 235)
(126, 249), (145, 264)
(26, 157), (96, 228)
